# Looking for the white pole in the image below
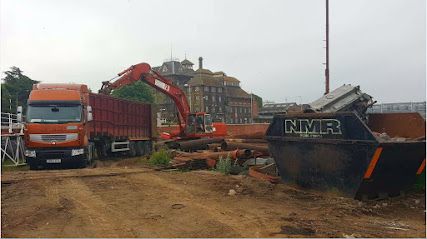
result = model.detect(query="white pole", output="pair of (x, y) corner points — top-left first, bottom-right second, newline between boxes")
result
(250, 92), (253, 123)
(189, 85), (192, 112)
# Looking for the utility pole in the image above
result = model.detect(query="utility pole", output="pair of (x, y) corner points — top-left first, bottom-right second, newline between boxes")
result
(325, 0), (330, 95)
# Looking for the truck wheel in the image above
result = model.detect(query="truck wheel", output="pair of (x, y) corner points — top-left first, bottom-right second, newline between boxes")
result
(128, 142), (137, 157)
(135, 142), (143, 156)
(86, 144), (94, 166)
(97, 144), (109, 160)
(29, 162), (39, 170)
(144, 141), (152, 155)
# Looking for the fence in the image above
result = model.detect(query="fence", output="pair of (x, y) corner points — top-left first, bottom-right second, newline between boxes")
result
(1, 112), (26, 166)
(367, 102), (426, 118)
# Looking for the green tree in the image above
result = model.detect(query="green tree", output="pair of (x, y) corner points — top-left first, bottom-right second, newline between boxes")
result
(1, 67), (39, 113)
(111, 81), (154, 103)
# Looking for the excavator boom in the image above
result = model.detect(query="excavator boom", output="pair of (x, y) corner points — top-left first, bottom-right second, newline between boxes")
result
(100, 62), (224, 139)
(101, 63), (190, 135)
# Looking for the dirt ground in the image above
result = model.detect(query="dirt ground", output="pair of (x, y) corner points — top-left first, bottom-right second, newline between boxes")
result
(1, 158), (426, 238)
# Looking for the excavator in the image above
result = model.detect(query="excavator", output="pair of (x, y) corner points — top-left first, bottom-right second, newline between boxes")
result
(100, 62), (227, 142)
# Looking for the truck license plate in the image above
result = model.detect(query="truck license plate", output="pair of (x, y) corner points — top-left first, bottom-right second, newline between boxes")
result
(46, 159), (61, 163)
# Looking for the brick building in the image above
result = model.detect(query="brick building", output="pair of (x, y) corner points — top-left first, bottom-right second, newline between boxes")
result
(186, 57), (256, 124)
(152, 58), (195, 122)
(154, 56), (260, 124)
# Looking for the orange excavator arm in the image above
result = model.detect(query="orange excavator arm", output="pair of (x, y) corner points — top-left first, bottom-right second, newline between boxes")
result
(100, 63), (190, 136)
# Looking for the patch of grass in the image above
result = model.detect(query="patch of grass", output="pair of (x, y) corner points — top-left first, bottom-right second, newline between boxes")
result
(216, 154), (232, 175)
(149, 148), (171, 166)
(414, 171), (425, 191)
(1, 162), (29, 172)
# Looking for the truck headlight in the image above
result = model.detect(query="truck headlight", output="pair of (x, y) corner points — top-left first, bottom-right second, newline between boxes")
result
(25, 150), (36, 158)
(71, 148), (85, 156)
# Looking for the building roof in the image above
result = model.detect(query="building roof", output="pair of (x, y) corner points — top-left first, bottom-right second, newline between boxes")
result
(224, 76), (240, 83)
(226, 87), (250, 99)
(155, 60), (195, 76)
(181, 59), (194, 66)
(259, 102), (297, 114)
(213, 71), (226, 77)
(194, 68), (213, 75)
(188, 72), (222, 87)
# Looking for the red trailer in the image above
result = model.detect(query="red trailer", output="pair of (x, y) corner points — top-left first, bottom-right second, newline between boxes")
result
(88, 93), (153, 158)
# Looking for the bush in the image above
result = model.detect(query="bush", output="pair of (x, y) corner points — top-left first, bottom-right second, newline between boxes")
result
(216, 154), (232, 175)
(149, 149), (171, 166)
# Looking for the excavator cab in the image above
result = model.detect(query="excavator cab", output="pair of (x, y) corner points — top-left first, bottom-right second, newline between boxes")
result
(186, 112), (214, 136)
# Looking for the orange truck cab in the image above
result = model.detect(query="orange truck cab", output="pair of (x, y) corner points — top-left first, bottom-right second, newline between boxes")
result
(24, 84), (93, 169)
(23, 83), (153, 170)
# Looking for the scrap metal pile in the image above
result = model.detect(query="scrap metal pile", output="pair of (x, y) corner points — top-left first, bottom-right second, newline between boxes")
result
(157, 136), (279, 183)
(154, 84), (425, 200)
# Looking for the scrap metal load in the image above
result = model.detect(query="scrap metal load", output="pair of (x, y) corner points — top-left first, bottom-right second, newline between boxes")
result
(305, 84), (375, 120)
(266, 85), (426, 200)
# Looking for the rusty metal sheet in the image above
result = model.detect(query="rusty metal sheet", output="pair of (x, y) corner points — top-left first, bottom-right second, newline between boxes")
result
(367, 113), (426, 139)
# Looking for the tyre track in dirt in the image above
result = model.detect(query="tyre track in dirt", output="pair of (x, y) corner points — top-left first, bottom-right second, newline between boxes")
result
(118, 172), (270, 237)
(80, 173), (243, 237)
(2, 166), (426, 238)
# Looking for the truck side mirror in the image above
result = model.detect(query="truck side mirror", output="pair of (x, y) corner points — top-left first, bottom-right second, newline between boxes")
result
(17, 106), (23, 122)
(87, 106), (93, 122)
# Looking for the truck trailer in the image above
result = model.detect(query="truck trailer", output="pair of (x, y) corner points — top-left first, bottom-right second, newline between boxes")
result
(23, 83), (153, 169)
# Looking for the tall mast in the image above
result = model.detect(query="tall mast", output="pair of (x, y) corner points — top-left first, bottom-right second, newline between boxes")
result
(325, 0), (330, 95)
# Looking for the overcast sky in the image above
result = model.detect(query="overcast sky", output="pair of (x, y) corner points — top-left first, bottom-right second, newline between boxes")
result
(1, 0), (425, 103)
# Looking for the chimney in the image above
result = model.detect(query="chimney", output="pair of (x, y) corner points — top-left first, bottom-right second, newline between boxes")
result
(198, 57), (203, 69)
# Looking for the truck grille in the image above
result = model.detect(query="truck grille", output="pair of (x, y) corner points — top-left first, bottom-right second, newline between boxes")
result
(29, 133), (78, 143)
(41, 134), (67, 142)
(38, 152), (65, 159)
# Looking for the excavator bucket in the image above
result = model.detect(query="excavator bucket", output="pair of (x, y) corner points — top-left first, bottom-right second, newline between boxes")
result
(266, 112), (426, 200)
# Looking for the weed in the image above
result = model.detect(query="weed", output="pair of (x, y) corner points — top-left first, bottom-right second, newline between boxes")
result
(216, 154), (232, 175)
(1, 162), (29, 172)
(149, 148), (171, 166)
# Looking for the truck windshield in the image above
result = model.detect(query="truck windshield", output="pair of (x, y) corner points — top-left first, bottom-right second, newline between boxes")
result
(26, 105), (82, 123)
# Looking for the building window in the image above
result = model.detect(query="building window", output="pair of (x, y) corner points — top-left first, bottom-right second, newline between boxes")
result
(212, 107), (215, 113)
(218, 96), (222, 102)
(218, 107), (222, 113)
(212, 96), (216, 102)
(211, 87), (216, 93)
(204, 86), (209, 92)
(206, 106), (209, 112)
(218, 87), (223, 93)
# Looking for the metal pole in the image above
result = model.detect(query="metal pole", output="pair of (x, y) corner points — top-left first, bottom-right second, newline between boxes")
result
(325, 0), (330, 95)
(188, 85), (192, 112)
(250, 92), (253, 123)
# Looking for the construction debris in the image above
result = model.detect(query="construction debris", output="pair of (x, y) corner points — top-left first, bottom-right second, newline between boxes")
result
(305, 84), (375, 120)
(159, 136), (277, 183)
(222, 141), (269, 156)
(248, 164), (280, 184)
(169, 138), (226, 151)
(228, 189), (237, 196)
